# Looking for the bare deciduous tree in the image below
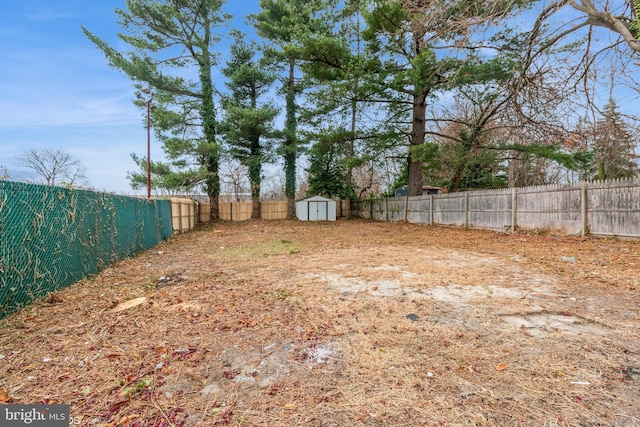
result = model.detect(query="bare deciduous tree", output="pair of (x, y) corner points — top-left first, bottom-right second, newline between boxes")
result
(15, 149), (87, 187)
(527, 0), (639, 57)
(0, 165), (10, 180)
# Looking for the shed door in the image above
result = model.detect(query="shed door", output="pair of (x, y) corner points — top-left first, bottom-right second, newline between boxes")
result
(308, 201), (328, 221)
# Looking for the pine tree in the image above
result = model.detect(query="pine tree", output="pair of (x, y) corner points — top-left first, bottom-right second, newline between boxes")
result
(82, 0), (229, 218)
(220, 31), (278, 218)
(591, 99), (639, 180)
(250, 0), (336, 218)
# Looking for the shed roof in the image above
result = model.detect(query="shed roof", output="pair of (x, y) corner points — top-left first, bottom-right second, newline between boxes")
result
(296, 195), (334, 202)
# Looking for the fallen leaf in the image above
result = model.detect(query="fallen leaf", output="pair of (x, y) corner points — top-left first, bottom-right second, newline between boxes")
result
(0, 390), (10, 403)
(496, 363), (507, 371)
(108, 396), (131, 413)
(112, 415), (141, 427)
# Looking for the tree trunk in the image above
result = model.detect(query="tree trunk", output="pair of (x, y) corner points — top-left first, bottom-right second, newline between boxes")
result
(209, 194), (219, 222)
(252, 196), (260, 219)
(200, 22), (220, 220)
(284, 59), (297, 219)
(249, 136), (261, 219)
(408, 91), (427, 196)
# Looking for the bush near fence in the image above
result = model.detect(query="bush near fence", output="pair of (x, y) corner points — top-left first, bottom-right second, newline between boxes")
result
(352, 177), (640, 238)
(0, 181), (173, 318)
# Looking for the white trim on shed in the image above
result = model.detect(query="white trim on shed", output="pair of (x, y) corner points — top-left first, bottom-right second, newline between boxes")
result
(295, 196), (336, 221)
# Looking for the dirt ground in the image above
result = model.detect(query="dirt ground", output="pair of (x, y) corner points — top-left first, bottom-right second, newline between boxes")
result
(1, 219), (639, 426)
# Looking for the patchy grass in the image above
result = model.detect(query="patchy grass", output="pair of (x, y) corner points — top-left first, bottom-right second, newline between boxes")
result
(0, 219), (639, 426)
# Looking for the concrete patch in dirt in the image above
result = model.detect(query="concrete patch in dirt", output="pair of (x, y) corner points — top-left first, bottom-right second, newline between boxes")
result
(424, 284), (540, 307)
(320, 273), (418, 297)
(318, 272), (551, 305)
(499, 311), (610, 337)
(425, 252), (501, 268)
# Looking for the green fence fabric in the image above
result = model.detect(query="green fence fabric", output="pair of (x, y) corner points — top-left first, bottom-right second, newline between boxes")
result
(0, 181), (173, 318)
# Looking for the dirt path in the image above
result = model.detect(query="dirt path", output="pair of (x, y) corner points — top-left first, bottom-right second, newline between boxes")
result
(1, 219), (639, 426)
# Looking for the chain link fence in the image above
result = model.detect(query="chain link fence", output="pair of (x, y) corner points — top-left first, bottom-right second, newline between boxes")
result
(0, 181), (173, 318)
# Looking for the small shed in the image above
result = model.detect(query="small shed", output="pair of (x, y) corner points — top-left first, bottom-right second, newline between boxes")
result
(295, 196), (336, 221)
(394, 185), (441, 197)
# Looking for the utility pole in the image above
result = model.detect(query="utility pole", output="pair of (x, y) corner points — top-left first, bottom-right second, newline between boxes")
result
(136, 87), (154, 198)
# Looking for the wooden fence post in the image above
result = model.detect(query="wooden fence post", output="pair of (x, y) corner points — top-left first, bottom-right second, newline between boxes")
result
(581, 182), (588, 237)
(511, 187), (517, 232)
(464, 192), (469, 228)
(429, 195), (434, 225)
(404, 196), (409, 222)
(385, 198), (389, 222)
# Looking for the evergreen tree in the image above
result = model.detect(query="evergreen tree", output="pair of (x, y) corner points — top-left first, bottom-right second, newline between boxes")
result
(250, 0), (336, 218)
(591, 99), (639, 180)
(82, 0), (229, 218)
(359, 0), (530, 195)
(220, 31), (278, 218)
(306, 128), (356, 199)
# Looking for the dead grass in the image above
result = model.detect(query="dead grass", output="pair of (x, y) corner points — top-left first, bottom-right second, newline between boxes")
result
(1, 219), (639, 426)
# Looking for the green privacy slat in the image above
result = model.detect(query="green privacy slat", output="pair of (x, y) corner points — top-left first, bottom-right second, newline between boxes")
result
(0, 181), (172, 318)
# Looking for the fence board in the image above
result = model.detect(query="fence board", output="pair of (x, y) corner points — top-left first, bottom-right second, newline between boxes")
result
(354, 177), (640, 238)
(407, 195), (432, 224)
(261, 201), (288, 220)
(587, 178), (640, 237)
(219, 202), (252, 221)
(170, 198), (197, 233)
(199, 202), (211, 222)
(468, 189), (513, 231)
(516, 185), (582, 234)
(433, 193), (466, 226)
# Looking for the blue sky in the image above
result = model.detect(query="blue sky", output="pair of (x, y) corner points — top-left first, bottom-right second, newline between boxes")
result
(0, 1), (260, 194)
(1, 1), (638, 194)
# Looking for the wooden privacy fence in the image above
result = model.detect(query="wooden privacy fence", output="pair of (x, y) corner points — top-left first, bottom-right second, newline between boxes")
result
(170, 198), (197, 233)
(353, 177), (640, 238)
(261, 201), (289, 220)
(196, 201), (289, 222)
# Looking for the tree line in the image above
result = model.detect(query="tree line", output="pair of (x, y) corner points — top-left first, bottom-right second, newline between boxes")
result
(81, 0), (640, 219)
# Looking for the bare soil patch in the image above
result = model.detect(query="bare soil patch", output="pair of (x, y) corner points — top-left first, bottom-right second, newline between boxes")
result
(1, 219), (639, 426)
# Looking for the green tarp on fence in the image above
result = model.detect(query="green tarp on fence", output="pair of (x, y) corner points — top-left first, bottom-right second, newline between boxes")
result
(0, 181), (173, 318)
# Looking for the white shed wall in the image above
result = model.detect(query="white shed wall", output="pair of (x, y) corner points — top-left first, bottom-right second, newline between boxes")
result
(295, 197), (337, 221)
